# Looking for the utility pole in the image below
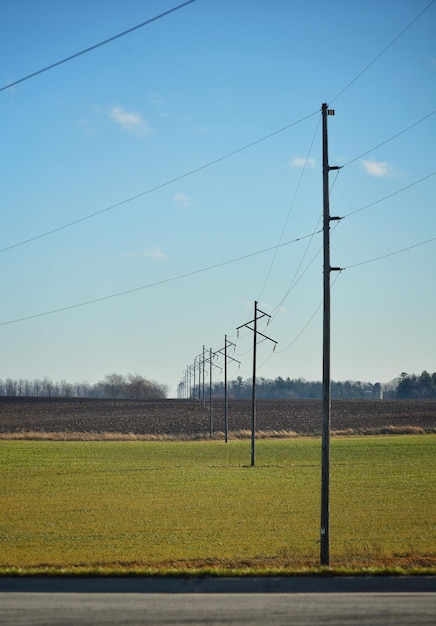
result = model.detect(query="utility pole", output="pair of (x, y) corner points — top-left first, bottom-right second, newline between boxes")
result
(215, 335), (240, 442)
(193, 360), (197, 400)
(321, 103), (342, 566)
(237, 301), (277, 466)
(201, 347), (221, 438)
(209, 347), (213, 437)
(184, 368), (188, 398)
(202, 345), (206, 408)
(187, 365), (193, 398)
(193, 353), (203, 400)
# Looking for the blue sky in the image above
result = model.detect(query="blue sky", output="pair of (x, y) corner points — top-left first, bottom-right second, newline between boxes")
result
(1, 0), (435, 395)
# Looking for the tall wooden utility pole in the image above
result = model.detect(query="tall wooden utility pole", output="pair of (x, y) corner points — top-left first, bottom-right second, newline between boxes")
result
(321, 103), (341, 566)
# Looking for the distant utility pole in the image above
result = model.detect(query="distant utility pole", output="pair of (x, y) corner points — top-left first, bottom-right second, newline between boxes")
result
(321, 103), (342, 566)
(215, 335), (240, 442)
(202, 347), (221, 438)
(202, 345), (206, 408)
(237, 301), (277, 466)
(187, 365), (193, 398)
(192, 359), (197, 399)
(183, 368), (189, 398)
(193, 353), (203, 400)
(209, 346), (213, 437)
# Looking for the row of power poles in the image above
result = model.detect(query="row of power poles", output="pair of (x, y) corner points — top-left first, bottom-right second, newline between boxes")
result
(179, 340), (240, 442)
(178, 103), (339, 567)
(179, 301), (277, 456)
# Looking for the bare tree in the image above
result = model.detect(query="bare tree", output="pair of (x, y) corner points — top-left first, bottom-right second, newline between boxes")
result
(103, 373), (126, 399)
(42, 377), (54, 397)
(60, 380), (73, 398)
(5, 378), (17, 396)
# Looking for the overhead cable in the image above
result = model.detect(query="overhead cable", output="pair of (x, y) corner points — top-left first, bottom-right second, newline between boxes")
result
(0, 110), (319, 255)
(330, 0), (436, 103)
(342, 109), (436, 168)
(257, 112), (322, 302)
(274, 273), (342, 355)
(259, 232), (436, 358)
(0, 1), (197, 93)
(342, 170), (436, 219)
(0, 230), (321, 327)
(270, 219), (342, 321)
(343, 236), (436, 269)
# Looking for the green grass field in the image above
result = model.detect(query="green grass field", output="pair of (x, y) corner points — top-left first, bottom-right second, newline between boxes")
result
(1, 435), (435, 574)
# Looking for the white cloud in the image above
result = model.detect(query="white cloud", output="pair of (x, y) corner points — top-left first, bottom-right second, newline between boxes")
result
(290, 157), (316, 169)
(126, 247), (169, 261)
(361, 160), (395, 177)
(259, 301), (286, 314)
(108, 105), (150, 135)
(173, 192), (191, 208)
(143, 246), (169, 261)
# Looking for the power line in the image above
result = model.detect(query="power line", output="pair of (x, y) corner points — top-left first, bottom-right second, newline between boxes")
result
(2, 106), (429, 257)
(270, 239), (322, 319)
(270, 219), (341, 321)
(269, 173), (436, 355)
(257, 112), (322, 302)
(342, 170), (436, 219)
(0, 110), (319, 256)
(0, 1), (197, 93)
(253, 168), (435, 327)
(330, 0), (436, 103)
(243, 232), (436, 364)
(275, 273), (342, 355)
(275, 303), (322, 355)
(343, 236), (436, 270)
(242, 171), (435, 355)
(0, 231), (320, 327)
(1, 3), (433, 265)
(3, 103), (430, 257)
(232, 232), (436, 366)
(342, 109), (436, 168)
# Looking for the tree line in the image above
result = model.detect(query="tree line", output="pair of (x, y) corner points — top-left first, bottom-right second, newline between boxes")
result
(396, 371), (436, 399)
(2, 371), (435, 400)
(195, 376), (386, 400)
(186, 371), (436, 400)
(0, 373), (168, 400)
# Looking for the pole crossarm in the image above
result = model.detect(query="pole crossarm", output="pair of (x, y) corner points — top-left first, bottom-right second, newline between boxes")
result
(237, 311), (277, 348)
(203, 353), (222, 371)
(236, 306), (271, 332)
(214, 345), (241, 366)
(216, 338), (236, 350)
(238, 326), (277, 347)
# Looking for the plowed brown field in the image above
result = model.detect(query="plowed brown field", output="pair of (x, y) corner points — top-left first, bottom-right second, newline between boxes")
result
(1, 397), (436, 438)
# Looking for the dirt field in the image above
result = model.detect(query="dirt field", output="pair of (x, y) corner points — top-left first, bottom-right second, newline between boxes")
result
(1, 397), (436, 438)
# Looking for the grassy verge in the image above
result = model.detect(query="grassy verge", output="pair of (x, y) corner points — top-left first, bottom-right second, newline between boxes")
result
(1, 436), (435, 575)
(0, 424), (432, 440)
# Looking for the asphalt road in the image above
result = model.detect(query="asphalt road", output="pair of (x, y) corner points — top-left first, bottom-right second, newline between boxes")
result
(1, 577), (435, 626)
